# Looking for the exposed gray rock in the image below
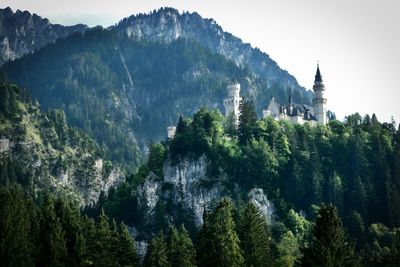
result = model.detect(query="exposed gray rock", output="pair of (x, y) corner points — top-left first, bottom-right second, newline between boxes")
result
(0, 7), (87, 65)
(138, 172), (161, 212)
(115, 8), (313, 102)
(162, 155), (223, 225)
(248, 188), (275, 224)
(138, 155), (274, 228)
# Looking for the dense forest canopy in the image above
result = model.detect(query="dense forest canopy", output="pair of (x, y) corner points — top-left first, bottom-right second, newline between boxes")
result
(1, 80), (400, 266)
(89, 102), (400, 266)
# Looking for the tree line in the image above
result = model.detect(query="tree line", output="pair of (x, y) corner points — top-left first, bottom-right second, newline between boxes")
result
(1, 184), (369, 266)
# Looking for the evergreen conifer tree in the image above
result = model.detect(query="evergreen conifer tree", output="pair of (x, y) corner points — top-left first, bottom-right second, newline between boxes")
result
(54, 197), (85, 266)
(38, 196), (68, 267)
(239, 202), (275, 267)
(0, 185), (35, 267)
(166, 225), (196, 267)
(117, 221), (139, 267)
(144, 233), (170, 267)
(301, 204), (360, 267)
(238, 99), (257, 145)
(196, 198), (244, 267)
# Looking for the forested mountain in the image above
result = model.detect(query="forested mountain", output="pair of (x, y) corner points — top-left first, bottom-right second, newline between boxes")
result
(92, 106), (400, 266)
(0, 82), (124, 204)
(0, 7), (87, 65)
(1, 8), (312, 170)
(115, 8), (311, 98)
(1, 6), (399, 266)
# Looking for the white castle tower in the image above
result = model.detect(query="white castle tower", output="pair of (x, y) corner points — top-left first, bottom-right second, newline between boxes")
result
(312, 64), (328, 125)
(167, 126), (176, 139)
(223, 81), (242, 125)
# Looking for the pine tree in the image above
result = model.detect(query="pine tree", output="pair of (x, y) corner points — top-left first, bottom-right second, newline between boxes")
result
(144, 233), (170, 267)
(166, 225), (196, 267)
(38, 196), (68, 267)
(117, 222), (139, 267)
(238, 99), (257, 145)
(84, 209), (117, 266)
(0, 185), (35, 267)
(54, 197), (85, 266)
(196, 198), (244, 267)
(301, 204), (360, 267)
(239, 202), (275, 267)
(176, 114), (187, 134)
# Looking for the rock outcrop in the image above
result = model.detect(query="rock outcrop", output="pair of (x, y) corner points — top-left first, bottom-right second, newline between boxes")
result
(0, 7), (87, 65)
(138, 155), (274, 227)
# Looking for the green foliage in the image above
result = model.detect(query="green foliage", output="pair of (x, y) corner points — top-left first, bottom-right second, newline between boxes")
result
(0, 82), (122, 202)
(362, 223), (400, 266)
(0, 186), (139, 267)
(166, 225), (197, 267)
(148, 143), (167, 177)
(37, 196), (68, 267)
(238, 202), (275, 267)
(144, 233), (170, 267)
(0, 185), (36, 267)
(301, 204), (360, 267)
(196, 198), (244, 267)
(238, 99), (257, 145)
(170, 108), (224, 161)
(116, 222), (140, 267)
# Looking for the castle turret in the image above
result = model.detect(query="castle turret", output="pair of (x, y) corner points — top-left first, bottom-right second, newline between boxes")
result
(312, 64), (327, 125)
(223, 82), (242, 125)
(167, 126), (176, 140)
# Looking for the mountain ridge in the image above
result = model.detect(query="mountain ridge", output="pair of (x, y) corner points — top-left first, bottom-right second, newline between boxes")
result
(0, 7), (87, 65)
(1, 7), (315, 170)
(114, 7), (313, 99)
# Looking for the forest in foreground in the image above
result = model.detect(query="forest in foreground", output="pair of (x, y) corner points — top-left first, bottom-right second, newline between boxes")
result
(1, 84), (400, 266)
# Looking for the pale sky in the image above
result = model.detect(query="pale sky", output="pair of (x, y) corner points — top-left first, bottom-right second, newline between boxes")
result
(2, 0), (400, 123)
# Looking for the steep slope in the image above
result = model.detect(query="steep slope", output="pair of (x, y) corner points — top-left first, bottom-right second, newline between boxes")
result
(0, 7), (87, 65)
(115, 7), (312, 99)
(1, 8), (315, 169)
(0, 82), (124, 204)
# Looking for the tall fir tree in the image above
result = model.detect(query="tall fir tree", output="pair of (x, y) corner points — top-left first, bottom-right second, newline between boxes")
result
(0, 185), (35, 267)
(301, 204), (360, 267)
(84, 209), (117, 266)
(38, 196), (68, 267)
(166, 225), (196, 267)
(144, 233), (170, 267)
(196, 198), (244, 267)
(54, 197), (85, 266)
(238, 99), (257, 145)
(239, 202), (275, 267)
(117, 221), (139, 267)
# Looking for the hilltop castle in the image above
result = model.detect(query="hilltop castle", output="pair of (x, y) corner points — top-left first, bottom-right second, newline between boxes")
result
(224, 64), (328, 126)
(168, 64), (328, 138)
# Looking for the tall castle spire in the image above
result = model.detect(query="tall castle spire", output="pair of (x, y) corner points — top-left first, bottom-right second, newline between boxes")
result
(314, 63), (323, 83)
(312, 63), (327, 125)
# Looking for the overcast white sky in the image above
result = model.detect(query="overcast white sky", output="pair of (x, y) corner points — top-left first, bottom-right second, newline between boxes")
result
(2, 0), (400, 123)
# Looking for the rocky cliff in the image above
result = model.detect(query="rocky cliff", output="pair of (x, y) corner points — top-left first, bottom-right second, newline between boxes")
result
(0, 83), (124, 205)
(137, 155), (274, 229)
(0, 7), (87, 65)
(115, 7), (312, 99)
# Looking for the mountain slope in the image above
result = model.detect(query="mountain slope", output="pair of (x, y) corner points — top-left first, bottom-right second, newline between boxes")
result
(0, 82), (124, 204)
(115, 7), (312, 99)
(1, 8), (314, 169)
(0, 7), (87, 65)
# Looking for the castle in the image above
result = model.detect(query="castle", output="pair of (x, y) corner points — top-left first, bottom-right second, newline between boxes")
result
(223, 82), (242, 125)
(224, 64), (328, 126)
(167, 64), (328, 138)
